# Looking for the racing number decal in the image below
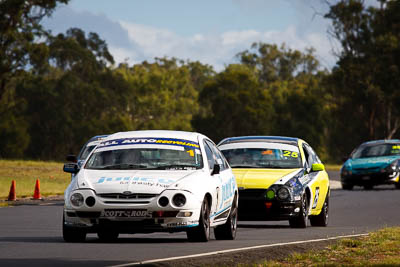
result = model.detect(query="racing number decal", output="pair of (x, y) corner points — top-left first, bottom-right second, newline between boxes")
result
(312, 187), (320, 209)
(283, 150), (299, 158)
(186, 150), (194, 157)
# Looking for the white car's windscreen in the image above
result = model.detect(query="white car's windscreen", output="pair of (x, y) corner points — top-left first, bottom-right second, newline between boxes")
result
(85, 137), (203, 170)
(219, 142), (302, 169)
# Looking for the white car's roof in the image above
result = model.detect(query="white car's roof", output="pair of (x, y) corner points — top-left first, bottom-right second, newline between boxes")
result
(104, 130), (205, 143)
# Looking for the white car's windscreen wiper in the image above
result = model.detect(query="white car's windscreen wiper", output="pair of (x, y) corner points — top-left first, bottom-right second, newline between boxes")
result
(100, 164), (148, 170)
(152, 164), (199, 170)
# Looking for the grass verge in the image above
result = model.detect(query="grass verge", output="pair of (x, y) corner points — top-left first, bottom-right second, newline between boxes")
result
(259, 227), (400, 266)
(0, 159), (69, 199)
(325, 164), (342, 171)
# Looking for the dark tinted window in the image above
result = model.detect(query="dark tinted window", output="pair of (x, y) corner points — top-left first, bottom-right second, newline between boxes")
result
(78, 145), (96, 161)
(206, 140), (229, 171)
(352, 143), (400, 159)
(203, 141), (215, 170)
(304, 143), (321, 165)
(221, 148), (302, 169)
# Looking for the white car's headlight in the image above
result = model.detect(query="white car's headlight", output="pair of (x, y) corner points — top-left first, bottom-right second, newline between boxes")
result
(70, 192), (84, 207)
(172, 193), (186, 207)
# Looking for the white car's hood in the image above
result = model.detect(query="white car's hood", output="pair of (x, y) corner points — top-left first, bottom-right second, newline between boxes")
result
(77, 169), (200, 195)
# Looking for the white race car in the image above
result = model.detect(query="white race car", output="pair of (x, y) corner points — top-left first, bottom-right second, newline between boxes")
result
(63, 130), (238, 242)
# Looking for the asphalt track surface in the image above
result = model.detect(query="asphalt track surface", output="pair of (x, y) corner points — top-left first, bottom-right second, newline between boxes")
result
(1, 171), (400, 267)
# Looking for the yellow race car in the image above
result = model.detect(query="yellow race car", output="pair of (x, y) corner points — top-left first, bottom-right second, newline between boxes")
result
(218, 136), (329, 228)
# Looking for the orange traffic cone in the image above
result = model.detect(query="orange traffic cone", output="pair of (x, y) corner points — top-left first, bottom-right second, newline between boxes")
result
(33, 179), (42, 200)
(8, 180), (16, 201)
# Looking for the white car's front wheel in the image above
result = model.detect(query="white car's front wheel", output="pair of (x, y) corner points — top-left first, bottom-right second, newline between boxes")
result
(62, 215), (86, 242)
(187, 197), (210, 242)
(97, 229), (119, 242)
(214, 194), (238, 240)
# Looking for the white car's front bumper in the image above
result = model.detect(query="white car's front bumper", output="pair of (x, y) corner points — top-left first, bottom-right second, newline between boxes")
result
(64, 189), (202, 233)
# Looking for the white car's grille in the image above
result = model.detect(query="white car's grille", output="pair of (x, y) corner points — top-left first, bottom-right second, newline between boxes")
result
(97, 193), (157, 204)
(97, 193), (157, 199)
(97, 193), (158, 204)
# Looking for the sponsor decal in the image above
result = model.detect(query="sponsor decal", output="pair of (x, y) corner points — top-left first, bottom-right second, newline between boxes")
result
(283, 150), (299, 158)
(219, 176), (236, 209)
(167, 220), (199, 228)
(98, 138), (200, 149)
(262, 150), (273, 155)
(96, 176), (175, 188)
(100, 209), (152, 218)
(312, 187), (320, 209)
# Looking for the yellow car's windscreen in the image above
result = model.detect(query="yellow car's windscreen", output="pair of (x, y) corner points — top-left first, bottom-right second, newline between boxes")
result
(220, 143), (302, 169)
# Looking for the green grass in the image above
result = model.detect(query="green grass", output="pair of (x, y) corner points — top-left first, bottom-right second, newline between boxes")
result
(0, 159), (70, 199)
(257, 227), (400, 266)
(325, 164), (342, 171)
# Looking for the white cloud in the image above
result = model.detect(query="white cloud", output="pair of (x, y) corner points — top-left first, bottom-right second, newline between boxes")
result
(109, 46), (141, 66)
(117, 21), (337, 71)
(222, 30), (261, 46)
(44, 6), (338, 71)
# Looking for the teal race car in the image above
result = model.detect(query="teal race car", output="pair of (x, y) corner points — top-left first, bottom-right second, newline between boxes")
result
(341, 139), (400, 190)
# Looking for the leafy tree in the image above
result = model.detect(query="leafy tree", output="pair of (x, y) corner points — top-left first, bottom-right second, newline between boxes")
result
(18, 28), (130, 160)
(0, 74), (30, 158)
(237, 42), (329, 158)
(269, 72), (329, 158)
(0, 0), (68, 100)
(237, 43), (320, 84)
(186, 61), (216, 92)
(325, 0), (400, 156)
(0, 0), (69, 158)
(193, 64), (274, 142)
(116, 58), (199, 131)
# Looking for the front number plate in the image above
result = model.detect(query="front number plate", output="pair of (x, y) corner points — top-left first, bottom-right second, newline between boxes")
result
(100, 209), (151, 218)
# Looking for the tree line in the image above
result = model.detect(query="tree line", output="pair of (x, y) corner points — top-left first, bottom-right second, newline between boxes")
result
(1, 0), (399, 162)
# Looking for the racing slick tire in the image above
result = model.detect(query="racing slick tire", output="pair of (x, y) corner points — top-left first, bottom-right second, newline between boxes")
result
(341, 183), (353, 190)
(187, 197), (210, 242)
(97, 230), (119, 242)
(214, 194), (238, 240)
(63, 215), (86, 242)
(289, 194), (308, 228)
(310, 195), (329, 227)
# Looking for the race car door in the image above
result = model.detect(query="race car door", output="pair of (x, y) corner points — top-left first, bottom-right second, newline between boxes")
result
(204, 140), (235, 222)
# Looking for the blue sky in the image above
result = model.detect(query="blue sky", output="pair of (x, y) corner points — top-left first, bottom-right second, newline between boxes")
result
(42, 0), (378, 71)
